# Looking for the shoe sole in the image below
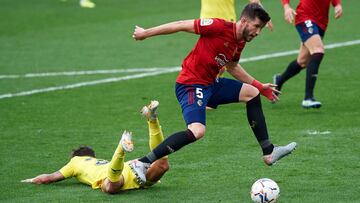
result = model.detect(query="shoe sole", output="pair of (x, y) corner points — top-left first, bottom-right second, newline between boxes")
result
(302, 104), (322, 109)
(129, 160), (149, 185)
(122, 141), (134, 152)
(148, 101), (159, 111)
(121, 131), (134, 152)
(141, 100), (159, 118)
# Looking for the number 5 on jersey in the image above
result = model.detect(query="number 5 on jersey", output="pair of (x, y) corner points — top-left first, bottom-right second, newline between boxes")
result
(196, 88), (203, 99)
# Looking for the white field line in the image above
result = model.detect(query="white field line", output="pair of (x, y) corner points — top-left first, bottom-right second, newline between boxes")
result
(306, 130), (332, 135)
(0, 68), (171, 79)
(0, 39), (359, 100)
(0, 68), (180, 100)
(1, 40), (359, 80)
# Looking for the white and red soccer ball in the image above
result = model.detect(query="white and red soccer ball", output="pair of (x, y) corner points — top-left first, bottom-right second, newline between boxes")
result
(250, 178), (280, 203)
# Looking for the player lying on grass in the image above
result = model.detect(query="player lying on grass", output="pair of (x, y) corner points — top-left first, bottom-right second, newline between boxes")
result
(21, 101), (168, 194)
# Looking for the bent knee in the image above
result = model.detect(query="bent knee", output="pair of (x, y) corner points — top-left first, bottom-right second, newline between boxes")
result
(296, 56), (308, 67)
(194, 130), (205, 139)
(311, 47), (325, 55)
(239, 84), (259, 102)
(309, 43), (325, 55)
(188, 123), (206, 139)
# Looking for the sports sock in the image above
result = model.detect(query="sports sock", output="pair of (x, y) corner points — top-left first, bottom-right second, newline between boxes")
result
(138, 129), (196, 164)
(305, 53), (324, 100)
(277, 60), (303, 90)
(107, 143), (125, 182)
(148, 119), (164, 150)
(148, 119), (167, 160)
(246, 94), (274, 155)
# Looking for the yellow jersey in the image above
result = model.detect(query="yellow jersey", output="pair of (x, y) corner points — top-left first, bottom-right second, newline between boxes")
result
(200, 0), (236, 22)
(59, 156), (141, 190)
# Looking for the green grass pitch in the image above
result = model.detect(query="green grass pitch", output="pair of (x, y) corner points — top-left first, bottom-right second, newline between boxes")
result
(1, 0), (359, 202)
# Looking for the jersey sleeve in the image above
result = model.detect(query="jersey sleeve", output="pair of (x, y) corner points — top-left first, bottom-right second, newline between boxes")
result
(281, 0), (290, 5)
(194, 18), (225, 36)
(59, 158), (75, 178)
(331, 0), (341, 6)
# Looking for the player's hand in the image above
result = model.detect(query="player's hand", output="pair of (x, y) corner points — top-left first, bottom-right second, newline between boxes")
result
(284, 5), (297, 24)
(251, 80), (281, 102)
(261, 83), (281, 102)
(132, 25), (147, 41)
(334, 4), (343, 19)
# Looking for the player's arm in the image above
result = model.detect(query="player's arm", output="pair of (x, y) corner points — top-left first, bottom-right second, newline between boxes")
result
(226, 62), (280, 102)
(21, 171), (65, 184)
(226, 62), (254, 84)
(133, 20), (195, 41)
(281, 0), (297, 24)
(332, 0), (343, 19)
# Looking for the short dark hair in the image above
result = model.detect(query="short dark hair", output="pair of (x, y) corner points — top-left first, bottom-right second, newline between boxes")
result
(240, 3), (271, 24)
(71, 146), (96, 158)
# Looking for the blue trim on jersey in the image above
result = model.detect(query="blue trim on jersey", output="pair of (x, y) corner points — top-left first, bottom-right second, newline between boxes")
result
(296, 20), (325, 42)
(175, 78), (243, 125)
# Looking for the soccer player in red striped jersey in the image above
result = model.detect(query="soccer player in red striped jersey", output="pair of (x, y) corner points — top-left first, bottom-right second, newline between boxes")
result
(273, 0), (343, 108)
(132, 3), (297, 175)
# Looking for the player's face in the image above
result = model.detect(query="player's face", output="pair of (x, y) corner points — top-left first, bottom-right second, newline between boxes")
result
(242, 17), (265, 42)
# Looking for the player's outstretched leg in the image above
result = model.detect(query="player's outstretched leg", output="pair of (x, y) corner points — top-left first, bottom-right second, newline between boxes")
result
(102, 131), (134, 193)
(141, 101), (170, 185)
(141, 100), (167, 153)
(127, 103), (162, 185)
(263, 142), (297, 166)
(107, 131), (133, 183)
(137, 99), (197, 165)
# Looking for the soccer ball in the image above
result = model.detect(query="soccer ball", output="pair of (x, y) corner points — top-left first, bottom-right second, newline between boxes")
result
(250, 178), (280, 203)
